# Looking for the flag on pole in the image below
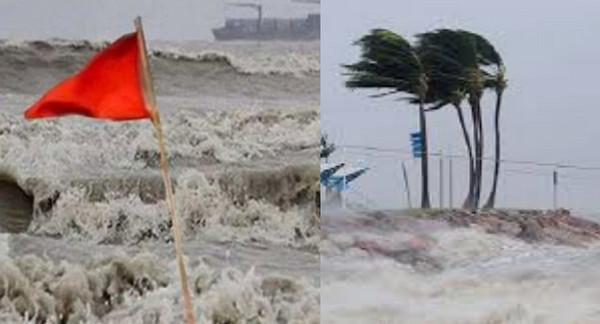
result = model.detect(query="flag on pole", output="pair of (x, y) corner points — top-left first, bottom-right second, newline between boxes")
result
(24, 33), (151, 120)
(23, 18), (196, 324)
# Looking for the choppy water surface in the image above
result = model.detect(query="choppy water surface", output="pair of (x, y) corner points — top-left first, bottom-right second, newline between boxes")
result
(0, 39), (319, 323)
(321, 208), (600, 324)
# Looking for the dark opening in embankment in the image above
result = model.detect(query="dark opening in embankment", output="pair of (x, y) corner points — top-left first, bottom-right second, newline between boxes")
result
(0, 173), (33, 233)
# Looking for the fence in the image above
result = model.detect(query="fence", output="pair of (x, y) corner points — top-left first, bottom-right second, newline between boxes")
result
(332, 144), (600, 213)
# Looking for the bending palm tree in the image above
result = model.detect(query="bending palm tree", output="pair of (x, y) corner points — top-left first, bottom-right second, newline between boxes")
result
(419, 90), (475, 209)
(418, 30), (485, 210)
(343, 29), (432, 208)
(483, 65), (507, 209)
(464, 31), (506, 209)
(418, 29), (501, 210)
(411, 46), (473, 209)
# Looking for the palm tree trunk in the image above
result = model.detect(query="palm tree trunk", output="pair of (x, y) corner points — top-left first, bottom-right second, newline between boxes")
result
(474, 101), (484, 210)
(468, 99), (483, 211)
(483, 90), (504, 209)
(454, 104), (475, 209)
(419, 99), (431, 209)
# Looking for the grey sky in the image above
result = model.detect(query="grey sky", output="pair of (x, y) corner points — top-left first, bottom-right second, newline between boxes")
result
(322, 0), (600, 212)
(0, 0), (318, 40)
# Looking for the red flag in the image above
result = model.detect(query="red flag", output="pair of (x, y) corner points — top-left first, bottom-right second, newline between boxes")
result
(24, 32), (151, 121)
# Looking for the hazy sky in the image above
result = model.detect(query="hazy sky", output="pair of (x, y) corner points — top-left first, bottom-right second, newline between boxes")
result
(0, 0), (318, 40)
(322, 0), (600, 212)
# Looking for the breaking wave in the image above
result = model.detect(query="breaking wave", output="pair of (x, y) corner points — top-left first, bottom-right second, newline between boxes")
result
(0, 36), (320, 324)
(0, 251), (319, 324)
(0, 39), (319, 98)
(27, 169), (320, 249)
(0, 107), (320, 248)
(321, 208), (600, 323)
(0, 108), (319, 176)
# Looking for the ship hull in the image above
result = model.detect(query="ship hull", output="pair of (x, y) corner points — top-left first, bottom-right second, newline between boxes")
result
(212, 28), (319, 41)
(213, 14), (320, 41)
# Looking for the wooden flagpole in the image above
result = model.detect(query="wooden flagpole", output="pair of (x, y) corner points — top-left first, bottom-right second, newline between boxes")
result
(134, 17), (196, 324)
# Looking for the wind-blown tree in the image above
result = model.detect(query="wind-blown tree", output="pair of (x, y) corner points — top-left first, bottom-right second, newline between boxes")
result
(409, 39), (474, 209)
(418, 29), (500, 210)
(482, 57), (506, 209)
(343, 29), (432, 208)
(461, 31), (506, 209)
(414, 82), (475, 209)
(417, 29), (505, 210)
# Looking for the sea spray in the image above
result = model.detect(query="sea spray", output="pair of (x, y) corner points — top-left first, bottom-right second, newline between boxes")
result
(0, 39), (318, 101)
(322, 208), (600, 324)
(0, 108), (318, 179)
(0, 251), (319, 324)
(0, 37), (320, 323)
(1, 107), (319, 246)
(0, 39), (319, 76)
(27, 168), (318, 248)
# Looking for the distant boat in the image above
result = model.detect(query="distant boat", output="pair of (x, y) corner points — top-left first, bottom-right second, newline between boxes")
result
(212, 1), (320, 41)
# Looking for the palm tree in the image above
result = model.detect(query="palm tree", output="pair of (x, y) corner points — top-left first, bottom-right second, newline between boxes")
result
(418, 87), (475, 209)
(418, 29), (503, 210)
(410, 43), (474, 209)
(417, 29), (487, 210)
(462, 31), (505, 209)
(343, 29), (432, 208)
(483, 63), (507, 209)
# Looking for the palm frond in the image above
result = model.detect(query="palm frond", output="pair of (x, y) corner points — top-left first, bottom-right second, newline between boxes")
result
(343, 29), (427, 100)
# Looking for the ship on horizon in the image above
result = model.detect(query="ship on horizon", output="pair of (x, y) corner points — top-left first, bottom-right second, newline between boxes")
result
(212, 1), (320, 41)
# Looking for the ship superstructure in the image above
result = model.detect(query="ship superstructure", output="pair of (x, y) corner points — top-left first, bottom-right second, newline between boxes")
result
(213, 1), (320, 41)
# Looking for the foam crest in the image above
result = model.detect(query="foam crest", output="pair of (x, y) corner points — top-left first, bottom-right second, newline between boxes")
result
(1, 106), (319, 247)
(0, 38), (318, 86)
(0, 252), (319, 324)
(28, 169), (319, 248)
(322, 210), (600, 323)
(0, 107), (319, 180)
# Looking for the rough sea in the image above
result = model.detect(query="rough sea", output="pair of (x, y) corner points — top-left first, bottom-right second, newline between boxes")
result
(321, 206), (600, 324)
(0, 39), (320, 323)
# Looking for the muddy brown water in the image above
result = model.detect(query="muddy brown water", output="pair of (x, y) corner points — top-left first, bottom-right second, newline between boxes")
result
(0, 177), (32, 233)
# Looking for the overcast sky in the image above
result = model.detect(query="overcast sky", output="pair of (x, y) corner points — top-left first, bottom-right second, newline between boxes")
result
(322, 0), (600, 212)
(0, 0), (318, 40)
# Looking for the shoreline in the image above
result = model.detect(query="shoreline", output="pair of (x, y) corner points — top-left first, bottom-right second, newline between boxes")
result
(383, 208), (600, 247)
(322, 207), (600, 274)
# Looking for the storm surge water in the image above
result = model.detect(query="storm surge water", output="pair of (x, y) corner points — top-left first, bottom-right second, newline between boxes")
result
(0, 38), (319, 323)
(321, 208), (600, 324)
(0, 39), (319, 104)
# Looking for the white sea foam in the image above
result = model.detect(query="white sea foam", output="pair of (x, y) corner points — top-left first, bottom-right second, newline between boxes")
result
(0, 38), (319, 76)
(0, 107), (319, 178)
(322, 209), (600, 324)
(150, 40), (320, 75)
(0, 37), (320, 323)
(0, 234), (8, 257)
(0, 251), (319, 324)
(27, 169), (319, 249)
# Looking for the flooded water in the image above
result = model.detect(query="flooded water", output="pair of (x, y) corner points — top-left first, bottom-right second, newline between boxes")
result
(0, 39), (319, 323)
(321, 207), (600, 324)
